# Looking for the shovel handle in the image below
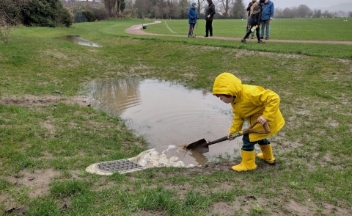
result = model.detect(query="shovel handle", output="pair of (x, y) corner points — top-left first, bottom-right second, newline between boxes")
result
(263, 122), (270, 133)
(244, 122), (271, 134)
(207, 136), (228, 145)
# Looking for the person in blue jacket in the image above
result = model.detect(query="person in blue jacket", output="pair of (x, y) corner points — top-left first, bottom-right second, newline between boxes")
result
(188, 2), (198, 37)
(260, 0), (274, 40)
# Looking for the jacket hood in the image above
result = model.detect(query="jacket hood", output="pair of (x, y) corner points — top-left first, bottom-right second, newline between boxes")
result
(212, 72), (243, 103)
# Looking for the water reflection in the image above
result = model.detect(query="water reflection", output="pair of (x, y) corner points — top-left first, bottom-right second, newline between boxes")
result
(85, 78), (243, 165)
(60, 35), (102, 47)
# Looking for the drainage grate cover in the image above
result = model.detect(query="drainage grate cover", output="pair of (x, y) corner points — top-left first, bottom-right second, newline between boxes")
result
(95, 159), (145, 174)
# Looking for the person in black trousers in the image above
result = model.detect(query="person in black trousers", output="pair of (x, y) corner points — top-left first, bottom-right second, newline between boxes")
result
(204, 0), (215, 37)
(246, 0), (257, 39)
(241, 0), (265, 43)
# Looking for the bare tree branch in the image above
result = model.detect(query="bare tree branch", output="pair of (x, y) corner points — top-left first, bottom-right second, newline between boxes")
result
(0, 9), (12, 43)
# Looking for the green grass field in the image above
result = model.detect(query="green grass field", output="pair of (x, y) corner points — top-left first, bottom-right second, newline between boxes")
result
(0, 18), (351, 215)
(146, 18), (352, 41)
(139, 18), (352, 58)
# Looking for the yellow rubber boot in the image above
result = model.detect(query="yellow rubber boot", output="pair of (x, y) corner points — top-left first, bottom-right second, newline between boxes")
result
(257, 144), (275, 164)
(232, 150), (257, 172)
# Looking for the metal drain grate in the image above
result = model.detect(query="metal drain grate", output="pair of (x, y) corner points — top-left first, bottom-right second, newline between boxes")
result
(96, 159), (144, 174)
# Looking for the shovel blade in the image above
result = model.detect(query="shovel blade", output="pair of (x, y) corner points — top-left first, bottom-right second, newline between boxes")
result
(186, 139), (207, 150)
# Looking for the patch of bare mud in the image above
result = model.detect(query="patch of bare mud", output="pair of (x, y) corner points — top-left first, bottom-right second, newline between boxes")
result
(92, 180), (117, 192)
(164, 182), (192, 197)
(320, 202), (351, 215)
(285, 200), (314, 216)
(331, 58), (351, 65)
(41, 118), (56, 134)
(129, 64), (153, 74)
(4, 169), (61, 199)
(0, 193), (20, 214)
(0, 95), (90, 107)
(182, 72), (197, 79)
(231, 49), (303, 60)
(283, 199), (351, 216)
(135, 210), (164, 216)
(207, 201), (241, 215)
(206, 196), (273, 215)
(325, 118), (339, 128)
(199, 46), (222, 51)
(43, 49), (70, 60)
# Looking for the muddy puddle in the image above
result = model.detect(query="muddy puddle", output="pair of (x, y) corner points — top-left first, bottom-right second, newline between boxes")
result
(85, 78), (244, 166)
(60, 35), (101, 47)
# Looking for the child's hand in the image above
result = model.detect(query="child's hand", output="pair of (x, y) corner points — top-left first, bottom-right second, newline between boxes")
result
(257, 116), (267, 125)
(227, 133), (235, 140)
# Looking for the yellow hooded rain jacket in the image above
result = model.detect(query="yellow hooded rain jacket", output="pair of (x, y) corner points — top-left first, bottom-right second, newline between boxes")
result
(212, 72), (285, 142)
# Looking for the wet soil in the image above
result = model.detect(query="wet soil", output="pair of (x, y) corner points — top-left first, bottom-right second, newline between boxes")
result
(59, 35), (102, 47)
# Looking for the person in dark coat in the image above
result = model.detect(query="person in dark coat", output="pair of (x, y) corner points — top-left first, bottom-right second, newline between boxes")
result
(187, 2), (198, 37)
(204, 0), (215, 37)
(246, 0), (257, 39)
(241, 0), (265, 43)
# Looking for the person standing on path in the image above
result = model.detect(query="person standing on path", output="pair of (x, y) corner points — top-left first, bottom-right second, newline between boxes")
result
(204, 0), (216, 37)
(260, 0), (274, 40)
(187, 2), (198, 37)
(241, 0), (265, 43)
(246, 0), (257, 39)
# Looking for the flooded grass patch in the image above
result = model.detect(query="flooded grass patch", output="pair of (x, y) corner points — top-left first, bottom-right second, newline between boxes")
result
(59, 35), (102, 47)
(83, 78), (243, 167)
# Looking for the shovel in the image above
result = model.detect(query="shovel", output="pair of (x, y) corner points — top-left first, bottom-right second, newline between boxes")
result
(185, 122), (270, 153)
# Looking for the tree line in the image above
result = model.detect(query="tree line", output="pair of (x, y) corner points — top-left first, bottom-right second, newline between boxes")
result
(1, 0), (351, 30)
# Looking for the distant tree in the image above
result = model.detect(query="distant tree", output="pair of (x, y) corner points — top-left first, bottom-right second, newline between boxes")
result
(322, 10), (333, 18)
(103, 0), (125, 17)
(218, 0), (233, 17)
(274, 8), (283, 18)
(0, 10), (12, 43)
(169, 1), (181, 19)
(120, 0), (126, 12)
(283, 7), (296, 18)
(0, 0), (28, 24)
(162, 4), (170, 19)
(348, 11), (352, 18)
(21, 0), (72, 27)
(123, 0), (136, 17)
(178, 0), (189, 19)
(232, 0), (245, 19)
(82, 10), (95, 21)
(297, 4), (311, 18)
(134, 0), (151, 18)
(312, 9), (321, 18)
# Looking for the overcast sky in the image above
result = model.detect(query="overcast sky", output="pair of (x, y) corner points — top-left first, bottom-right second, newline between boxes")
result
(269, 0), (350, 9)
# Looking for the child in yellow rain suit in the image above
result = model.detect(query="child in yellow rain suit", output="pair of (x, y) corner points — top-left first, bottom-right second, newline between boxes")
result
(212, 72), (285, 172)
